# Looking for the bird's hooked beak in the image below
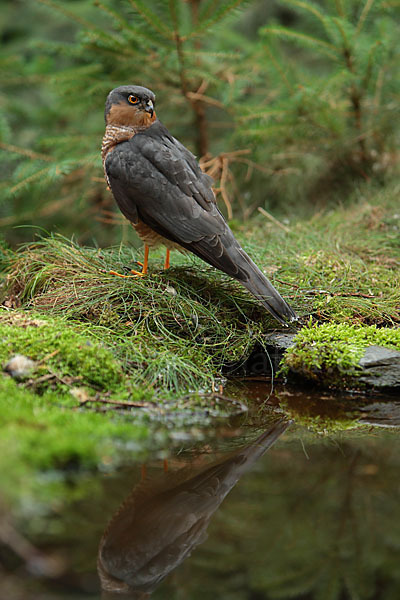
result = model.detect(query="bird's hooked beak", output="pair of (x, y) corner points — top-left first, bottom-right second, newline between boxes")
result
(144, 99), (154, 117)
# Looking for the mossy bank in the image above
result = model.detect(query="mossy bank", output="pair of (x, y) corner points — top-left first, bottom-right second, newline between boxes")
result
(0, 180), (399, 484)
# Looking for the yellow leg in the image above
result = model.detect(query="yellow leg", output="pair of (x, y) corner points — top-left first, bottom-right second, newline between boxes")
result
(164, 248), (170, 270)
(109, 245), (149, 278)
(142, 244), (149, 275)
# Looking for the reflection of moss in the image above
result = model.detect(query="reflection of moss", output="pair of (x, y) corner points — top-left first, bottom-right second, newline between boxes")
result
(277, 394), (360, 434)
(0, 375), (150, 505)
(283, 321), (400, 389)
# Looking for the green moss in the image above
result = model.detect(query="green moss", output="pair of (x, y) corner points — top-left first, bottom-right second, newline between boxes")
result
(0, 309), (156, 487)
(283, 321), (400, 388)
(0, 310), (122, 390)
(0, 377), (148, 467)
(0, 308), (237, 506)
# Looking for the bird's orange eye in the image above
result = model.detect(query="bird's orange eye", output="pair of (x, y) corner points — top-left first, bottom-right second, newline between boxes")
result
(128, 95), (140, 105)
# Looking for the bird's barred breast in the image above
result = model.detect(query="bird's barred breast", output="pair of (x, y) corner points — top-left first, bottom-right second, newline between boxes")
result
(133, 219), (186, 252)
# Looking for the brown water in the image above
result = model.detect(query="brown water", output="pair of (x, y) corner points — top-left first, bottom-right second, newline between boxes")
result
(2, 384), (400, 600)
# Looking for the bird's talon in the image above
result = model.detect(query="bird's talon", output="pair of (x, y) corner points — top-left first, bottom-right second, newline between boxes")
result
(109, 270), (130, 278)
(109, 269), (144, 278)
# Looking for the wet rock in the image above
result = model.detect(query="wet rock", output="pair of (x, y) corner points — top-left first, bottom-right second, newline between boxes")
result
(245, 332), (297, 375)
(264, 333), (296, 368)
(357, 345), (400, 391)
(165, 285), (177, 296)
(3, 354), (36, 380)
(223, 332), (296, 377)
(268, 338), (400, 392)
(359, 401), (400, 427)
(224, 333), (400, 394)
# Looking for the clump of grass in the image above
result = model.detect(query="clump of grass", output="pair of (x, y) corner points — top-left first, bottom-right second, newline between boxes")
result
(283, 320), (400, 389)
(2, 234), (280, 396)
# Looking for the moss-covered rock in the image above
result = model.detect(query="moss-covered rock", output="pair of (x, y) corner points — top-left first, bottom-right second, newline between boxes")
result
(283, 321), (400, 390)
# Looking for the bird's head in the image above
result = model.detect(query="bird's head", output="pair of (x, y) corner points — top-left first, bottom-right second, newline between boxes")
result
(104, 85), (156, 128)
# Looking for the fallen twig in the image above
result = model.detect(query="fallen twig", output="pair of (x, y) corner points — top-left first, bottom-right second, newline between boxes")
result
(178, 392), (248, 415)
(274, 279), (376, 298)
(258, 207), (291, 233)
(78, 396), (153, 409)
(37, 349), (60, 365)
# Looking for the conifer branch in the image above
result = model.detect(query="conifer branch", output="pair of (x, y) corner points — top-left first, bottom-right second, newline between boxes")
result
(331, 17), (351, 54)
(281, 0), (329, 31)
(8, 167), (55, 196)
(189, 0), (247, 38)
(199, 0), (221, 22)
(94, 1), (132, 31)
(261, 45), (294, 93)
(362, 40), (382, 90)
(265, 27), (339, 60)
(188, 0), (210, 157)
(0, 196), (73, 227)
(356, 0), (376, 34)
(186, 91), (224, 109)
(0, 142), (53, 163)
(2, 0), (398, 233)
(170, 0), (210, 156)
(334, 0), (345, 17)
(171, 22), (189, 98)
(127, 0), (173, 39)
(38, 0), (96, 30)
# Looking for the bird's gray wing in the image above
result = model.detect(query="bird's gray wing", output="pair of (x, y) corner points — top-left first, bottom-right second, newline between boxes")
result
(139, 124), (216, 210)
(105, 124), (246, 278)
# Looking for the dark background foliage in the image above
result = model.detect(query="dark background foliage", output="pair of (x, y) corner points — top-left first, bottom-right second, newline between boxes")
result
(1, 0), (399, 245)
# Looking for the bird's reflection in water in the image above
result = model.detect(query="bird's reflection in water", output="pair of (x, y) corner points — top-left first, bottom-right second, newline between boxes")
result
(98, 419), (290, 598)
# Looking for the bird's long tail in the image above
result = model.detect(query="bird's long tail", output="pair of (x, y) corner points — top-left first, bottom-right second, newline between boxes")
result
(236, 248), (297, 324)
(192, 234), (297, 324)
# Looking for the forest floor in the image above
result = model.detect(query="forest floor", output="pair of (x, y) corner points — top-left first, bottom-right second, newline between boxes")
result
(0, 178), (399, 498)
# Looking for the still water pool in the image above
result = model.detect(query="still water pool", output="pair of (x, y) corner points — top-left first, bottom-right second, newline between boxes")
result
(2, 384), (400, 600)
